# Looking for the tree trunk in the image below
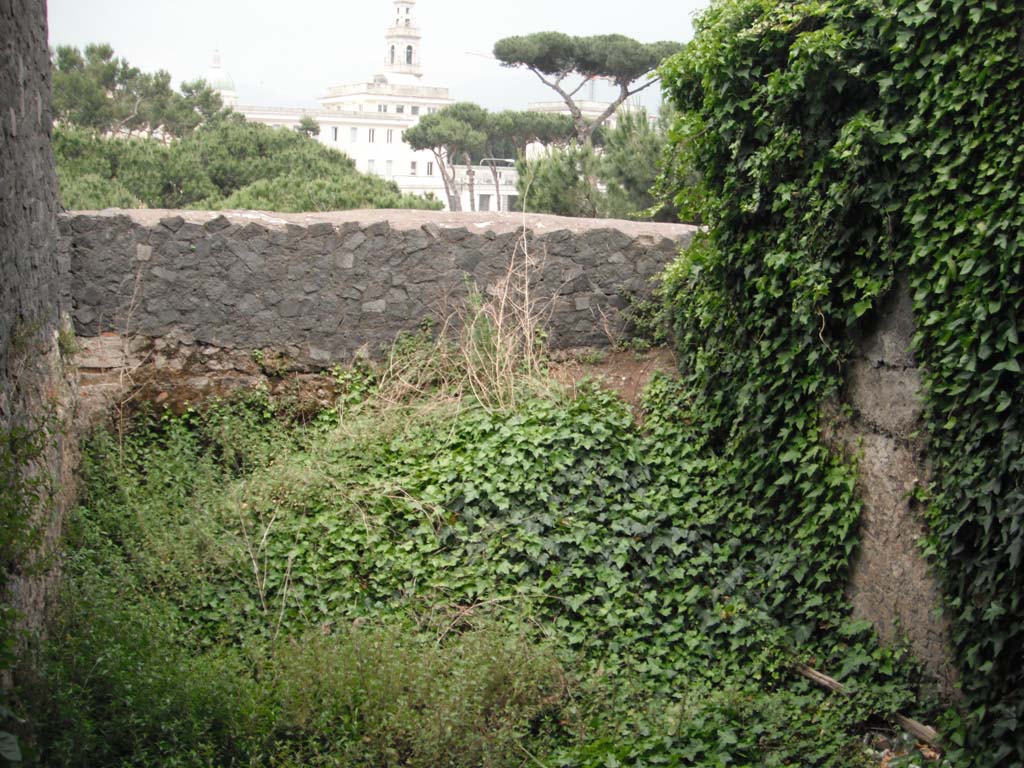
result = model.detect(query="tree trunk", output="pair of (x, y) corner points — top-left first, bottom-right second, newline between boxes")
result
(488, 162), (502, 211)
(462, 152), (476, 212)
(435, 151), (460, 211)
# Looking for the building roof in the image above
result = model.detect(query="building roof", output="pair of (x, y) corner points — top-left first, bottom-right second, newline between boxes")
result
(206, 50), (236, 93)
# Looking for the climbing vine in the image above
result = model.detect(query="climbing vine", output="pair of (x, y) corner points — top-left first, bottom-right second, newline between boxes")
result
(661, 0), (1023, 762)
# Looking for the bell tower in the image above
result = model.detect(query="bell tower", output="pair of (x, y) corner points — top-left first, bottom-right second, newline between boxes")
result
(384, 0), (422, 80)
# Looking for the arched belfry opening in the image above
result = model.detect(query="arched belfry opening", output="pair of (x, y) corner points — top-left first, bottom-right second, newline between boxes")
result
(383, 0), (423, 79)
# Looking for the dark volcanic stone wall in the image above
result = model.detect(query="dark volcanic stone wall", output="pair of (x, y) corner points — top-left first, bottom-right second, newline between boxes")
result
(1, 0), (75, 643)
(64, 210), (696, 363)
(1, 0), (62, 414)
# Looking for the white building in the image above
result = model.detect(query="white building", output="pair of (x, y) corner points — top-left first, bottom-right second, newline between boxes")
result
(222, 0), (519, 212)
(205, 50), (238, 108)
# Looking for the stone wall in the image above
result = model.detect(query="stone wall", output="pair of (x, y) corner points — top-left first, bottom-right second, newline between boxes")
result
(64, 209), (695, 365)
(0, 0), (76, 650)
(832, 281), (957, 696)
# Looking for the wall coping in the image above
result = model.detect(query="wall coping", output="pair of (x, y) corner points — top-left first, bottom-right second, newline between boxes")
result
(66, 208), (699, 240)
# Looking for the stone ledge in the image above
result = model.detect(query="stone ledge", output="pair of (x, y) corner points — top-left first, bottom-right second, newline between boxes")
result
(63, 207), (699, 241)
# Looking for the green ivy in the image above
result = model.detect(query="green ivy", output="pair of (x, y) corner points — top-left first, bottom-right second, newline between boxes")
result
(28, 373), (928, 765)
(661, 0), (1023, 762)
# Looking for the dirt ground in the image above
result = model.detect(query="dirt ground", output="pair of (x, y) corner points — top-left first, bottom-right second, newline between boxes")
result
(76, 332), (678, 427)
(549, 346), (678, 408)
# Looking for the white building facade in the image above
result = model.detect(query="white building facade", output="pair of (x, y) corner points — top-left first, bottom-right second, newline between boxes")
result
(222, 0), (519, 212)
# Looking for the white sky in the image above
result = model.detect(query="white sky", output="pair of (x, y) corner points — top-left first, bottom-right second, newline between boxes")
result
(46, 0), (709, 113)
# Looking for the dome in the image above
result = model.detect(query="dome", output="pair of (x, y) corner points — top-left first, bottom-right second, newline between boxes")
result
(206, 50), (238, 106)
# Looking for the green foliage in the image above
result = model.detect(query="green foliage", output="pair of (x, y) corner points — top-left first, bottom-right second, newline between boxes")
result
(404, 107), (487, 211)
(19, 363), (930, 764)
(1, 418), (55, 768)
(296, 115), (320, 137)
(660, 0), (1024, 762)
(0, 420), (51, 652)
(518, 108), (675, 220)
(518, 144), (604, 218)
(53, 121), (440, 213)
(211, 171), (426, 212)
(52, 43), (229, 138)
(404, 102), (575, 212)
(493, 33), (683, 142)
(56, 171), (140, 210)
(490, 109), (576, 156)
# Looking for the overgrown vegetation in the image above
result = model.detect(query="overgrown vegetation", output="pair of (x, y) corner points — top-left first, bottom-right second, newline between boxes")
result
(16, 253), (934, 764)
(55, 121), (441, 212)
(660, 0), (1023, 763)
(20, 0), (1021, 763)
(1, 419), (52, 765)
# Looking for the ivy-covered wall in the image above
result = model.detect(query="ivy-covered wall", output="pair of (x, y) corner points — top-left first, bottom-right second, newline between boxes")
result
(662, 0), (1022, 762)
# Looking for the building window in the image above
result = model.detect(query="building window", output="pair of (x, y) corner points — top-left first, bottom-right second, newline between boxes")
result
(410, 161), (418, 175)
(405, 45), (413, 64)
(368, 129), (375, 143)
(332, 126), (338, 141)
(367, 159), (375, 173)
(378, 104), (387, 113)
(386, 160), (393, 178)
(350, 127), (357, 142)
(427, 107), (436, 114)
(390, 45), (395, 64)
(386, 129), (393, 143)
(396, 104), (405, 114)
(427, 161), (434, 176)
(411, 106), (420, 115)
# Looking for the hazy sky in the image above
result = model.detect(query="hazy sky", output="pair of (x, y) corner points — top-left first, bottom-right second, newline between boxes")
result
(46, 0), (709, 113)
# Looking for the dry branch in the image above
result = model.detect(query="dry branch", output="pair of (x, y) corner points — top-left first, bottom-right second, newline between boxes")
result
(793, 663), (941, 747)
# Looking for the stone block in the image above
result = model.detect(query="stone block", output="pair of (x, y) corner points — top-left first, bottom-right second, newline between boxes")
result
(204, 215), (232, 232)
(159, 215), (184, 232)
(845, 361), (923, 437)
(364, 221), (391, 238)
(343, 231), (367, 251)
(307, 222), (335, 238)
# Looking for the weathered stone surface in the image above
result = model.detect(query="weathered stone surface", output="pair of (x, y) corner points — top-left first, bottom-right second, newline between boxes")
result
(833, 279), (957, 696)
(1, 0), (78, 658)
(64, 209), (697, 363)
